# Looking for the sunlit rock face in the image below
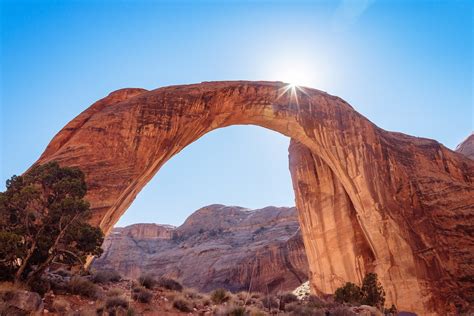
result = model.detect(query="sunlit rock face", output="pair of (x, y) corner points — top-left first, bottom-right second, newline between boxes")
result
(92, 205), (308, 293)
(33, 81), (474, 315)
(456, 133), (474, 159)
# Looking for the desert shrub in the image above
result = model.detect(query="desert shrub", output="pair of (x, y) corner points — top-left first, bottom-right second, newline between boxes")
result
(173, 297), (192, 312)
(228, 306), (246, 316)
(68, 276), (99, 299)
(279, 292), (298, 309)
(157, 276), (183, 291)
(211, 288), (230, 304)
(285, 302), (325, 316)
(93, 269), (121, 283)
(330, 306), (357, 316)
(334, 282), (362, 304)
(201, 296), (212, 306)
(106, 296), (129, 309)
(51, 298), (71, 313)
(306, 294), (325, 308)
(261, 295), (279, 310)
(28, 277), (51, 296)
(132, 286), (153, 303)
(138, 274), (156, 289)
(361, 272), (385, 309)
(107, 288), (124, 297)
(105, 296), (131, 316)
(184, 288), (203, 300)
(216, 305), (247, 316)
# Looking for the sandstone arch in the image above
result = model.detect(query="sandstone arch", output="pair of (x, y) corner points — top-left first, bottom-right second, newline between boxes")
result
(33, 81), (473, 315)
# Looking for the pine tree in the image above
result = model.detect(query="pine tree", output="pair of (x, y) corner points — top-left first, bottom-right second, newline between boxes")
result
(0, 161), (104, 284)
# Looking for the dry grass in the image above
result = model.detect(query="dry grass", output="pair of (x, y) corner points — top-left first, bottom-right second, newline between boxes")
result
(172, 295), (192, 312)
(211, 288), (230, 304)
(107, 287), (125, 297)
(92, 269), (121, 284)
(156, 277), (183, 291)
(51, 297), (71, 313)
(67, 276), (99, 299)
(137, 274), (156, 289)
(131, 286), (153, 303)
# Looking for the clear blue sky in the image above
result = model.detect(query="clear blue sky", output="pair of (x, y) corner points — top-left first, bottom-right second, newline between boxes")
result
(1, 0), (472, 226)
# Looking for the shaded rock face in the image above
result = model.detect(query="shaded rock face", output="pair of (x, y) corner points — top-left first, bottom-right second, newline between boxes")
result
(32, 81), (474, 315)
(92, 205), (309, 293)
(456, 133), (474, 159)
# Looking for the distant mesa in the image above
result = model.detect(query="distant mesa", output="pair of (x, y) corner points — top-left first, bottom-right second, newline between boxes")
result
(92, 205), (308, 294)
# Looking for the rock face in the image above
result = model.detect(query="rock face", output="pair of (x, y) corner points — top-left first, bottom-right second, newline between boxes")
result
(31, 81), (474, 315)
(456, 133), (474, 159)
(92, 205), (309, 293)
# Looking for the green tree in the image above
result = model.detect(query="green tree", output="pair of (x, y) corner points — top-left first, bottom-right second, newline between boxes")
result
(334, 272), (388, 310)
(0, 161), (104, 284)
(361, 272), (385, 309)
(334, 281), (363, 304)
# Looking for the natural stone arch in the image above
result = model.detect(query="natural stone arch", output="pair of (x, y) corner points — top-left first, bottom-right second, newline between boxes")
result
(33, 81), (473, 315)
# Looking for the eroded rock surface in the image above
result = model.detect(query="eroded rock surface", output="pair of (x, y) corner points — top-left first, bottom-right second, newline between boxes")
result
(92, 205), (308, 293)
(32, 81), (474, 315)
(456, 133), (474, 159)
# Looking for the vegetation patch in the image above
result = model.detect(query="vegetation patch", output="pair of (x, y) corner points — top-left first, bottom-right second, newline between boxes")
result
(137, 274), (156, 289)
(335, 272), (386, 310)
(93, 269), (121, 283)
(156, 276), (183, 291)
(0, 162), (104, 286)
(67, 276), (99, 299)
(132, 286), (153, 303)
(211, 288), (230, 304)
(173, 296), (192, 312)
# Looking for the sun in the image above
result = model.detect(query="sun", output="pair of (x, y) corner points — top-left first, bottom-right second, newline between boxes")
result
(274, 59), (314, 88)
(264, 54), (318, 103)
(287, 82), (298, 89)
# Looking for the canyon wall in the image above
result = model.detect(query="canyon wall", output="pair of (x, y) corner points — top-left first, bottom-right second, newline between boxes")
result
(32, 81), (474, 314)
(456, 133), (474, 159)
(92, 205), (308, 293)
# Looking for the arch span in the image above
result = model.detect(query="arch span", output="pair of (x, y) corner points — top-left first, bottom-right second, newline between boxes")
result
(34, 81), (473, 315)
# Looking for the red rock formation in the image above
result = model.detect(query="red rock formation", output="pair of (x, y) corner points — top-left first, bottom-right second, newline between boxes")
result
(456, 133), (474, 159)
(32, 81), (474, 315)
(92, 205), (308, 293)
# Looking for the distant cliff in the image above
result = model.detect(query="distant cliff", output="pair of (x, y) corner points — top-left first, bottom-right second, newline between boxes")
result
(456, 133), (474, 159)
(92, 205), (309, 294)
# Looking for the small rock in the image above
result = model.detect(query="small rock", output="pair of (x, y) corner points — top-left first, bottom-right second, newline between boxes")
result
(0, 290), (44, 315)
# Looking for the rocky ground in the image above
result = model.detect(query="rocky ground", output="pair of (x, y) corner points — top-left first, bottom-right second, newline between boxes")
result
(0, 275), (388, 316)
(92, 205), (308, 294)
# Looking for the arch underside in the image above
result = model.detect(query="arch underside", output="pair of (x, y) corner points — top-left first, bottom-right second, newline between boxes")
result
(33, 81), (474, 315)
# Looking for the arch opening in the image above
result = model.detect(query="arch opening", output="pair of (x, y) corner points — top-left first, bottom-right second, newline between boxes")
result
(106, 121), (377, 298)
(115, 125), (294, 227)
